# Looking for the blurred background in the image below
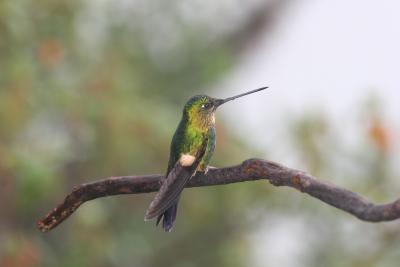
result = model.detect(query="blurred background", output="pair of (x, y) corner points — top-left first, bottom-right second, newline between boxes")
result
(1, 0), (400, 266)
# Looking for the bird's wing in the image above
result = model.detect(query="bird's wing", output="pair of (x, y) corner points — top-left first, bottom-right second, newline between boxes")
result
(144, 140), (207, 221)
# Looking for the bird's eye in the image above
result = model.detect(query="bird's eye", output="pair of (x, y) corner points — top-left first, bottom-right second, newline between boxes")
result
(201, 103), (211, 109)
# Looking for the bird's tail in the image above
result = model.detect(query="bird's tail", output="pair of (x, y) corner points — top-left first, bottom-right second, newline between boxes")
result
(156, 201), (178, 232)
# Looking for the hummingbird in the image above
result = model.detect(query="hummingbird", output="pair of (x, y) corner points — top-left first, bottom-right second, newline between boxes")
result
(144, 86), (268, 232)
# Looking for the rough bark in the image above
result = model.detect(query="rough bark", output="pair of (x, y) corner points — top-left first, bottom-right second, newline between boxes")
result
(37, 158), (400, 232)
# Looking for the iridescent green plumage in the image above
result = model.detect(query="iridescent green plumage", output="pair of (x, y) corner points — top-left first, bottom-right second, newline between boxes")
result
(145, 87), (267, 232)
(168, 95), (217, 173)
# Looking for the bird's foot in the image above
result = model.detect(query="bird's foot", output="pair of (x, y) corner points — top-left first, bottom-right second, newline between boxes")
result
(198, 165), (216, 175)
(198, 165), (208, 175)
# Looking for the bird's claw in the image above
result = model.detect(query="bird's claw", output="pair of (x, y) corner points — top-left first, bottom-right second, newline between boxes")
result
(198, 165), (209, 175)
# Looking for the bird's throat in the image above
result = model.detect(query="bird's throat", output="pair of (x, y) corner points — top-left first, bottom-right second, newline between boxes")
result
(188, 113), (215, 132)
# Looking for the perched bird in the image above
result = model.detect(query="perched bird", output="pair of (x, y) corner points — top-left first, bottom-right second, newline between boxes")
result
(144, 86), (268, 232)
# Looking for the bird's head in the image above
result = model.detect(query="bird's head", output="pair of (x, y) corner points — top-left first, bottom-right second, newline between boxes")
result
(183, 95), (217, 130)
(183, 86), (268, 130)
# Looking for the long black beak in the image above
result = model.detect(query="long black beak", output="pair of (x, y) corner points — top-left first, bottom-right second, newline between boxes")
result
(214, 86), (268, 108)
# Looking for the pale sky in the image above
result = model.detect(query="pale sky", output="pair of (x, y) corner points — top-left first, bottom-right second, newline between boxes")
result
(217, 0), (400, 164)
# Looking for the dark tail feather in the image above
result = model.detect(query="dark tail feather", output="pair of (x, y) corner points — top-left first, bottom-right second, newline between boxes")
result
(156, 202), (178, 232)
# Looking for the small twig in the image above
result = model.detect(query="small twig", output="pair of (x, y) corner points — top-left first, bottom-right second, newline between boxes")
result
(37, 158), (400, 232)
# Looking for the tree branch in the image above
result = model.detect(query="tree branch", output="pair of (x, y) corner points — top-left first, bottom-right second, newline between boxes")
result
(37, 158), (400, 232)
